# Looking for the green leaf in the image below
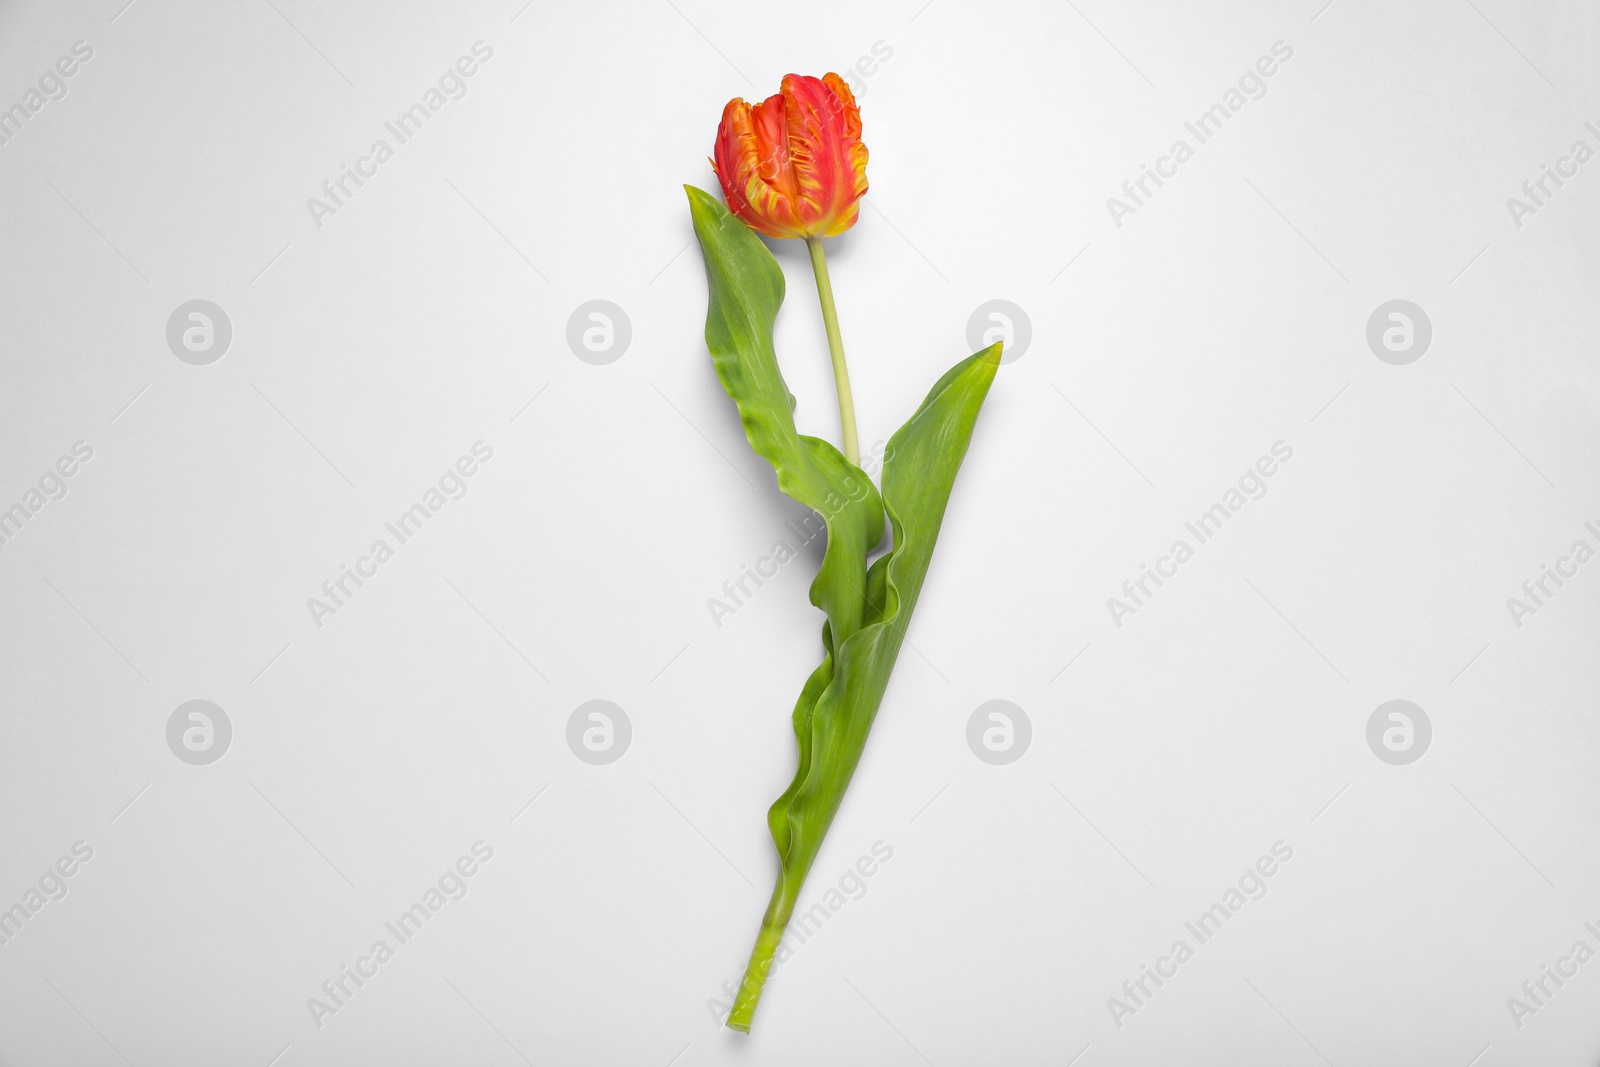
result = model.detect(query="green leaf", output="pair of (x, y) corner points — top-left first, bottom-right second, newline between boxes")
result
(688, 186), (883, 870)
(780, 344), (1001, 867)
(744, 345), (999, 1019)
(686, 185), (883, 664)
(685, 185), (1000, 1032)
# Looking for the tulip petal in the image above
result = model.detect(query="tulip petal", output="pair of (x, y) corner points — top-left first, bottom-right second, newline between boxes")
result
(781, 74), (869, 238)
(711, 73), (868, 239)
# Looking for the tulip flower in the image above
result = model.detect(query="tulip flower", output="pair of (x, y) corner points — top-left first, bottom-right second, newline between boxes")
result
(713, 73), (869, 465)
(688, 69), (1001, 1036)
(712, 73), (868, 241)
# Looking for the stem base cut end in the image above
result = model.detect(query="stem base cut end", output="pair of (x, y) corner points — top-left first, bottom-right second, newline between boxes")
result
(725, 920), (788, 1032)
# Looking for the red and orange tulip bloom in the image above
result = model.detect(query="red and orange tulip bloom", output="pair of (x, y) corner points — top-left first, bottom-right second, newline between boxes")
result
(712, 73), (869, 241)
(690, 68), (1004, 1036)
(711, 73), (869, 465)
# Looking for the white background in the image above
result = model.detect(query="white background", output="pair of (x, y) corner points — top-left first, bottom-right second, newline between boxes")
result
(1, 0), (1598, 1064)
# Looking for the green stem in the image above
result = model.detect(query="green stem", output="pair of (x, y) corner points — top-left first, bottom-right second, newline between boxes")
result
(729, 236), (860, 1033)
(806, 236), (860, 467)
(725, 911), (787, 1032)
(727, 865), (809, 1032)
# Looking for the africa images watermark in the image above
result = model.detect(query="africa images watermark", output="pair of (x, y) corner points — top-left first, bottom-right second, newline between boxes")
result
(1106, 441), (1294, 628)
(0, 40), (95, 147)
(834, 39), (893, 100)
(704, 438), (887, 629)
(1505, 119), (1600, 230)
(1106, 40), (1295, 228)
(706, 840), (895, 1026)
(1107, 840), (1294, 1029)
(306, 41), (495, 229)
(1503, 918), (1600, 1030)
(0, 841), (95, 948)
(1503, 514), (1599, 629)
(305, 441), (494, 628)
(305, 840), (494, 1029)
(0, 440), (95, 550)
